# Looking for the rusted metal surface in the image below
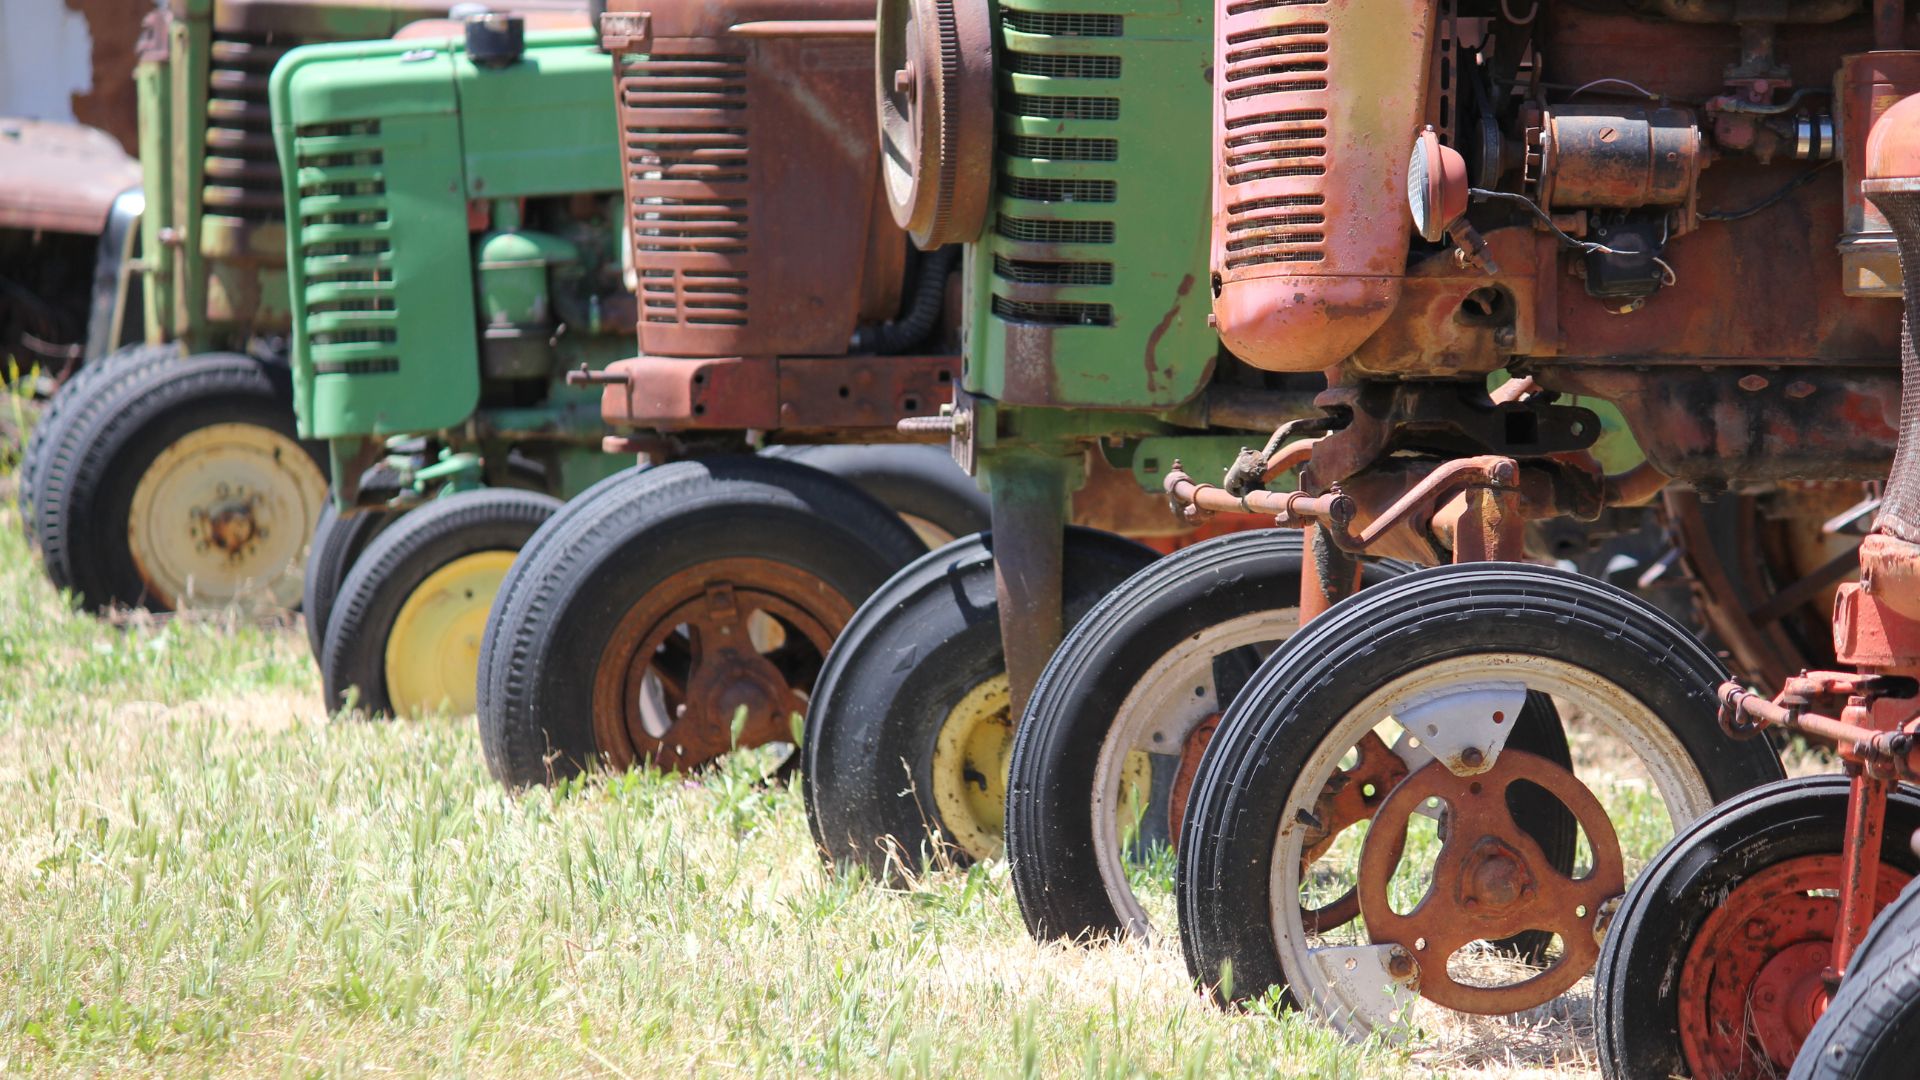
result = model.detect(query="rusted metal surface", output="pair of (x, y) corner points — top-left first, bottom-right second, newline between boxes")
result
(874, 0), (992, 249)
(1535, 106), (1705, 213)
(1167, 713), (1220, 850)
(1296, 730), (1406, 932)
(65, 0), (146, 154)
(1675, 853), (1913, 1080)
(1356, 750), (1625, 1015)
(611, 0), (895, 361)
(0, 119), (140, 235)
(591, 353), (958, 434)
(591, 557), (851, 772)
(1837, 52), (1920, 296)
(986, 455), (1071, 721)
(1210, 0), (1435, 373)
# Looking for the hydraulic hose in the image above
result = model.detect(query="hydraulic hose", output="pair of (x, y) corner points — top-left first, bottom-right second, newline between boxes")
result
(854, 245), (960, 355)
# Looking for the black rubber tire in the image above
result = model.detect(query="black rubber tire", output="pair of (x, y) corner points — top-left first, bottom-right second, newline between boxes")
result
(18, 341), (178, 543)
(762, 443), (990, 548)
(1596, 776), (1920, 1080)
(34, 351), (326, 612)
(477, 456), (926, 788)
(1177, 562), (1785, 1017)
(1792, 873), (1920, 1080)
(302, 500), (397, 662)
(803, 526), (1159, 881)
(1005, 531), (1547, 943)
(322, 488), (559, 717)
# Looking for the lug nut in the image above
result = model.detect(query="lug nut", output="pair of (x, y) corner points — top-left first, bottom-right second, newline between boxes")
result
(1460, 746), (1485, 769)
(1386, 946), (1418, 981)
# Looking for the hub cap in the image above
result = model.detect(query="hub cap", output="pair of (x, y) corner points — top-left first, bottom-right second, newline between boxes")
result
(126, 422), (327, 613)
(383, 550), (516, 717)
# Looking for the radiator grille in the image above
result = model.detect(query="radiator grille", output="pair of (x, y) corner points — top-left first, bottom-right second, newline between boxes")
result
(292, 120), (398, 375)
(621, 51), (752, 329)
(992, 11), (1127, 337)
(204, 35), (295, 227)
(1218, 3), (1330, 269)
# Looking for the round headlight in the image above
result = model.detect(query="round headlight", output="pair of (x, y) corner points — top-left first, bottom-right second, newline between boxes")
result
(1407, 127), (1469, 244)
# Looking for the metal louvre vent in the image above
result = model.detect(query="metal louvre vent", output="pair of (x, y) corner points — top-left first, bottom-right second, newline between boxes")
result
(991, 296), (1113, 326)
(204, 34), (295, 226)
(1006, 53), (1121, 79)
(1006, 135), (1118, 162)
(1011, 94), (1119, 121)
(1001, 10), (1123, 36)
(293, 120), (397, 375)
(1219, 2), (1330, 269)
(622, 51), (751, 329)
(1000, 175), (1116, 203)
(993, 256), (1113, 286)
(996, 215), (1114, 245)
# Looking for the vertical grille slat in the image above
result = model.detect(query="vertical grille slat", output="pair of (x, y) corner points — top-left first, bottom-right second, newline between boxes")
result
(621, 51), (751, 329)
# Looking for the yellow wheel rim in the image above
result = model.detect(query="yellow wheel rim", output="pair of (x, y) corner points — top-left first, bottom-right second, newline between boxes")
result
(931, 673), (1014, 861)
(930, 677), (1163, 864)
(382, 550), (516, 717)
(126, 422), (328, 613)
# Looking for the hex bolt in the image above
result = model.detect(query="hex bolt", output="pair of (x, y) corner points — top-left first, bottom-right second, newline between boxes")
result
(894, 63), (915, 99)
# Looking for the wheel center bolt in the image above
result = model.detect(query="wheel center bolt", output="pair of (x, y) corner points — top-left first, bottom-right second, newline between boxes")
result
(894, 63), (915, 99)
(1458, 836), (1537, 912)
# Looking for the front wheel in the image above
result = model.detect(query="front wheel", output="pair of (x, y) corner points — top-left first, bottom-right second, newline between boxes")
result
(1177, 563), (1784, 1040)
(476, 457), (927, 788)
(1791, 873), (1920, 1080)
(34, 351), (327, 613)
(1597, 776), (1920, 1080)
(803, 527), (1158, 881)
(321, 488), (559, 718)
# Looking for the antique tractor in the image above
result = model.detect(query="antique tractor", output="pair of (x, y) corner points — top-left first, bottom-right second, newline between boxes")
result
(1595, 85), (1920, 1080)
(795, 0), (1381, 875)
(268, 16), (640, 717)
(14, 0), (501, 615)
(1122, 0), (1914, 1050)
(473, 0), (1274, 789)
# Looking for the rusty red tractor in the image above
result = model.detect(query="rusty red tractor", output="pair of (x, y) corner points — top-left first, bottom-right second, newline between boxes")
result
(1597, 87), (1920, 1080)
(907, 0), (1920, 1061)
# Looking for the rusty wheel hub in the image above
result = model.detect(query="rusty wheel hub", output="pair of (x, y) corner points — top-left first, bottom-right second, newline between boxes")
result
(1356, 750), (1625, 1015)
(1677, 853), (1912, 1079)
(591, 558), (852, 772)
(875, 0), (992, 248)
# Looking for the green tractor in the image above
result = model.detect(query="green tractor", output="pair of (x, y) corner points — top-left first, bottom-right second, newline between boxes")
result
(16, 0), (487, 615)
(269, 16), (634, 716)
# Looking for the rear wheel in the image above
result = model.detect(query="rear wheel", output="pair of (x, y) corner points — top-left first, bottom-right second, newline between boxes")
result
(18, 341), (178, 543)
(322, 488), (558, 718)
(1597, 776), (1920, 1080)
(477, 457), (926, 788)
(803, 527), (1157, 880)
(35, 351), (327, 613)
(1177, 563), (1784, 1039)
(302, 499), (396, 662)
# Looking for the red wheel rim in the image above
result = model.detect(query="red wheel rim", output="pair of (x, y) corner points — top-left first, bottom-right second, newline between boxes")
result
(1678, 853), (1912, 1079)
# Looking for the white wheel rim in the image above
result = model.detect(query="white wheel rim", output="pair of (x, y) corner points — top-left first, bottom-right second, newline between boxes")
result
(1264, 652), (1713, 1040)
(1093, 609), (1299, 937)
(126, 422), (328, 613)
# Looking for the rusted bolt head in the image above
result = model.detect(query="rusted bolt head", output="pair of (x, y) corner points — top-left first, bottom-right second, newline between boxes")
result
(1738, 374), (1770, 392)
(1488, 460), (1518, 486)
(1460, 746), (1486, 769)
(1786, 380), (1816, 400)
(894, 63), (915, 98)
(1386, 947), (1417, 981)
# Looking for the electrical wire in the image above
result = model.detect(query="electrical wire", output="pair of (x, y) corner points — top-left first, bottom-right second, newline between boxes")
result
(1699, 159), (1839, 222)
(1568, 77), (1658, 101)
(1469, 188), (1628, 256)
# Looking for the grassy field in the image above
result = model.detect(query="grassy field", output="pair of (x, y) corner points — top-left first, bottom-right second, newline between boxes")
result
(0, 439), (1718, 1076)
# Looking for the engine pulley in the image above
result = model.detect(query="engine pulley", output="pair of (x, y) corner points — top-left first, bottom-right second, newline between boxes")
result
(875, 0), (993, 249)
